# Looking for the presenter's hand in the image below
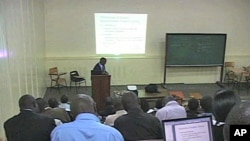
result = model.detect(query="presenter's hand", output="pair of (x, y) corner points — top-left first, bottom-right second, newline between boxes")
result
(102, 71), (109, 75)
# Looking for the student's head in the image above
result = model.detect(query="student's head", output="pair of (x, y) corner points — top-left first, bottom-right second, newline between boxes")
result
(100, 57), (107, 65)
(212, 89), (241, 122)
(121, 91), (140, 111)
(48, 97), (59, 108)
(187, 98), (199, 111)
(162, 95), (175, 106)
(155, 98), (163, 109)
(114, 98), (124, 111)
(60, 95), (69, 103)
(105, 96), (113, 106)
(223, 102), (250, 141)
(19, 94), (37, 111)
(200, 95), (213, 113)
(70, 94), (97, 119)
(35, 98), (48, 113)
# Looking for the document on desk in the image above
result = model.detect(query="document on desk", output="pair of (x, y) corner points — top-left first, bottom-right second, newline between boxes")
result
(174, 122), (211, 141)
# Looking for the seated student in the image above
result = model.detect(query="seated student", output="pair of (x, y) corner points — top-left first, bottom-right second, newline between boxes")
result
(199, 95), (214, 118)
(223, 101), (250, 141)
(114, 91), (162, 141)
(59, 94), (70, 112)
(4, 95), (56, 141)
(99, 96), (116, 117)
(48, 97), (60, 108)
(186, 98), (200, 118)
(36, 97), (71, 123)
(58, 95), (73, 121)
(155, 95), (186, 121)
(212, 89), (241, 141)
(104, 98), (127, 126)
(51, 94), (124, 141)
(146, 98), (163, 115)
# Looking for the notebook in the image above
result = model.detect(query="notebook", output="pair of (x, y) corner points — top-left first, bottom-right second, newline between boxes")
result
(162, 116), (214, 141)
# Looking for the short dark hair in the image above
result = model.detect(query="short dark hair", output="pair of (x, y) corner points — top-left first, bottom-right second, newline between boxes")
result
(71, 94), (96, 118)
(200, 95), (213, 113)
(162, 95), (175, 106)
(48, 97), (59, 108)
(105, 96), (113, 105)
(100, 57), (106, 61)
(19, 94), (36, 110)
(60, 95), (69, 103)
(188, 98), (199, 111)
(35, 98), (48, 113)
(121, 91), (139, 111)
(212, 89), (241, 122)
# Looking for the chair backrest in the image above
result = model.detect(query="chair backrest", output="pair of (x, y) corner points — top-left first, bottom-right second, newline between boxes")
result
(49, 67), (59, 80)
(49, 67), (58, 74)
(225, 62), (235, 68)
(224, 62), (235, 73)
(244, 66), (250, 72)
(70, 71), (79, 77)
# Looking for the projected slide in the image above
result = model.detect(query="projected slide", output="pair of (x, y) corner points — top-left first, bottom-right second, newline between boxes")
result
(95, 13), (147, 54)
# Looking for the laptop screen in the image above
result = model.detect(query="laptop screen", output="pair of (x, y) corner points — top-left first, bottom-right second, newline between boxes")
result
(162, 116), (214, 141)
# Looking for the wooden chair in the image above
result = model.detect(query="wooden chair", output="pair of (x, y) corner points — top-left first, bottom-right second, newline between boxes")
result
(49, 67), (67, 90)
(232, 66), (250, 92)
(236, 66), (250, 93)
(224, 62), (238, 85)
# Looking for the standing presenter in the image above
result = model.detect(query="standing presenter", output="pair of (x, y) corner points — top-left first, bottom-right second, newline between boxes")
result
(93, 57), (108, 75)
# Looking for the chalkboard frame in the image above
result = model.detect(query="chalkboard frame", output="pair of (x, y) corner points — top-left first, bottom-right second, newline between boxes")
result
(163, 33), (227, 84)
(165, 33), (227, 67)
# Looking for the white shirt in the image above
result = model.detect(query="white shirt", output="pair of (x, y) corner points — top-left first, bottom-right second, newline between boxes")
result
(59, 103), (70, 111)
(155, 101), (187, 121)
(104, 110), (127, 126)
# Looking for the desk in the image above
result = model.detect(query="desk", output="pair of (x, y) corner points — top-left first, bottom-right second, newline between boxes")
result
(137, 89), (169, 100)
(137, 89), (169, 110)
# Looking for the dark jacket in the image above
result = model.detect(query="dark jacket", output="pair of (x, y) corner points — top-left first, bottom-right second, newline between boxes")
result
(4, 110), (56, 141)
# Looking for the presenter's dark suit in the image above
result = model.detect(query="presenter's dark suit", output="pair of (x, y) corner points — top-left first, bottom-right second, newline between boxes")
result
(93, 63), (105, 71)
(4, 110), (56, 141)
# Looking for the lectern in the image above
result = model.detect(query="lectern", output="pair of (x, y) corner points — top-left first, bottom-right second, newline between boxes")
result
(91, 74), (111, 112)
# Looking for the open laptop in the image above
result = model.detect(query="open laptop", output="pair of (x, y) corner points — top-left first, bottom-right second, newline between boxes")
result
(162, 116), (214, 141)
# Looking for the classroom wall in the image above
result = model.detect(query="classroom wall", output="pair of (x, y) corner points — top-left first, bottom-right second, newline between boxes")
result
(0, 0), (249, 139)
(45, 0), (250, 85)
(0, 0), (45, 138)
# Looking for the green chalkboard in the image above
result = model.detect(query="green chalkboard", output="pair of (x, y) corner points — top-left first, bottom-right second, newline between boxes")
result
(165, 33), (227, 66)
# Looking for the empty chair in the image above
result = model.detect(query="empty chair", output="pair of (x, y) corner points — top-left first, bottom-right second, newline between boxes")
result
(69, 70), (86, 90)
(224, 62), (238, 85)
(232, 66), (250, 92)
(48, 67), (67, 90)
(236, 66), (250, 92)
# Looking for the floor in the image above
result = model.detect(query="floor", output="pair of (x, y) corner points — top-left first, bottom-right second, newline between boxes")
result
(43, 82), (250, 103)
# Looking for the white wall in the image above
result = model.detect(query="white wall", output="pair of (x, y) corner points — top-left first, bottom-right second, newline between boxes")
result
(45, 0), (250, 85)
(0, 0), (45, 139)
(0, 0), (249, 139)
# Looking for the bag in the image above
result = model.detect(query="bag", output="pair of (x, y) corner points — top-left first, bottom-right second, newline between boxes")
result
(145, 84), (159, 93)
